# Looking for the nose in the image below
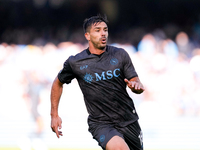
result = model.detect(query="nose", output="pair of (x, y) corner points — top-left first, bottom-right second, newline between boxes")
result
(101, 30), (106, 36)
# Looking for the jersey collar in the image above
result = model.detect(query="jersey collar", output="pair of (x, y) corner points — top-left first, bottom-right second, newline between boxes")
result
(86, 45), (108, 56)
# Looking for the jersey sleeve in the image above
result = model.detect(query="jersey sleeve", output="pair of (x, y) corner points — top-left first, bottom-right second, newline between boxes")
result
(57, 56), (75, 84)
(122, 49), (138, 80)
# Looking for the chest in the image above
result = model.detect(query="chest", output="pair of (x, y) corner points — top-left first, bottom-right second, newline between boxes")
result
(73, 55), (124, 83)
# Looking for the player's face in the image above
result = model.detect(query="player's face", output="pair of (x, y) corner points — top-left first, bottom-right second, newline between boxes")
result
(87, 22), (108, 50)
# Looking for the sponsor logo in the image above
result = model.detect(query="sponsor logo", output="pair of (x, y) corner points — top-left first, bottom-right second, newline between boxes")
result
(83, 73), (94, 84)
(83, 68), (120, 83)
(80, 65), (88, 70)
(95, 68), (120, 81)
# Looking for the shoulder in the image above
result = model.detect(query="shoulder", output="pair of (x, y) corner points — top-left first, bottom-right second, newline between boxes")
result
(107, 45), (128, 56)
(68, 49), (88, 62)
(107, 45), (124, 51)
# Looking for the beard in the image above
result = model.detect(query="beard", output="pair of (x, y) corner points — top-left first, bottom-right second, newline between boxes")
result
(91, 38), (107, 50)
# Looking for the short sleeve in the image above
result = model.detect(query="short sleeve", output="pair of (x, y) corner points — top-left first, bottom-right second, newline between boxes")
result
(122, 49), (138, 80)
(57, 56), (75, 84)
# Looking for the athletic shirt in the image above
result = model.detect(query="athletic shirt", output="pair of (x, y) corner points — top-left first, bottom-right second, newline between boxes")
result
(58, 45), (139, 127)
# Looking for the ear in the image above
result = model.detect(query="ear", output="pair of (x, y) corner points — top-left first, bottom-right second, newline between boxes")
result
(85, 32), (90, 41)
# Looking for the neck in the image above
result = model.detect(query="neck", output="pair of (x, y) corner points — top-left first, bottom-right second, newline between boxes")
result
(88, 43), (106, 55)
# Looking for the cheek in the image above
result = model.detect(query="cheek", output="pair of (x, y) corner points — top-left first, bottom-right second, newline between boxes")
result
(106, 33), (109, 38)
(91, 35), (99, 41)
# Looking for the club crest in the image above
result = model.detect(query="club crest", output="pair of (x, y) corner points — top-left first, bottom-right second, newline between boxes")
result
(110, 58), (118, 65)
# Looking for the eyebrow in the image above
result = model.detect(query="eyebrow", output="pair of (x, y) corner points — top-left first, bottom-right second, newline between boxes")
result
(94, 26), (108, 30)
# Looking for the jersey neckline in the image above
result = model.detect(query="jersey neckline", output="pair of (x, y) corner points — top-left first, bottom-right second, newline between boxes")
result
(86, 46), (108, 57)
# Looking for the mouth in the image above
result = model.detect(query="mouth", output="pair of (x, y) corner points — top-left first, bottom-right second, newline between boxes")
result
(101, 37), (107, 44)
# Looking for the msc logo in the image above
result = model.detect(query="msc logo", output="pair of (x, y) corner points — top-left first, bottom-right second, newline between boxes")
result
(83, 68), (120, 83)
(83, 73), (94, 84)
(95, 68), (120, 81)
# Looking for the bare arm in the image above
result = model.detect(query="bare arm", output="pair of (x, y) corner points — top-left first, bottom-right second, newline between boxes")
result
(50, 77), (64, 138)
(124, 77), (145, 94)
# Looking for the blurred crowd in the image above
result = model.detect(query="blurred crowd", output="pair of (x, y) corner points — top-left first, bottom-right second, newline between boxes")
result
(0, 28), (200, 139)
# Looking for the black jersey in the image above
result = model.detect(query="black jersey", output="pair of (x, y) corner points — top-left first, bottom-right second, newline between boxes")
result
(58, 45), (139, 127)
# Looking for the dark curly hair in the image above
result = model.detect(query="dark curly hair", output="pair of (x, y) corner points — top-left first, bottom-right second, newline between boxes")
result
(83, 14), (108, 33)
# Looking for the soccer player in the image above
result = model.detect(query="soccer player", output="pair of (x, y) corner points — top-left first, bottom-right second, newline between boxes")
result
(50, 14), (145, 150)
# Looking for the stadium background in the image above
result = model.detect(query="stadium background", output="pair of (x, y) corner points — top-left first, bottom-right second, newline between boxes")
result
(0, 0), (200, 150)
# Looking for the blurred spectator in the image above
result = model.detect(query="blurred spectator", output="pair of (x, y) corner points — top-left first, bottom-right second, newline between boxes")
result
(175, 31), (195, 58)
(26, 70), (45, 136)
